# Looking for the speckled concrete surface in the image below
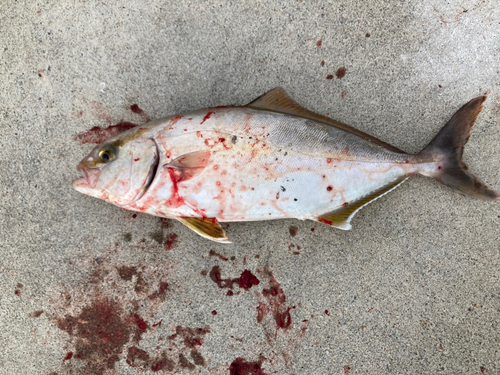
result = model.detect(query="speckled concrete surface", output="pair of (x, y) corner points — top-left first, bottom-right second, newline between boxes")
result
(1, 1), (499, 374)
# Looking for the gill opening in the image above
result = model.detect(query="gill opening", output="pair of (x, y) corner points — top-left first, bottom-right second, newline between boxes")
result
(126, 139), (160, 205)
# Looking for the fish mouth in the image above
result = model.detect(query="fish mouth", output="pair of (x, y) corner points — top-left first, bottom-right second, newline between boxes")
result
(72, 162), (100, 191)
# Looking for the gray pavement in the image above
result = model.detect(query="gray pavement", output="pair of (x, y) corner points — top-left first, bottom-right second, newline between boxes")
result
(1, 1), (499, 374)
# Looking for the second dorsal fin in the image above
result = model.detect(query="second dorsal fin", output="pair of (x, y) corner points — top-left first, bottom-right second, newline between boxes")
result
(247, 87), (405, 153)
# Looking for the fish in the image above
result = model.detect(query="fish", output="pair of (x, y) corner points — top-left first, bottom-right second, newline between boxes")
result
(73, 88), (499, 243)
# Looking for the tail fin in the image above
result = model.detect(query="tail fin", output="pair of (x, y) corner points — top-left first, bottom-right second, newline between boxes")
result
(419, 96), (499, 201)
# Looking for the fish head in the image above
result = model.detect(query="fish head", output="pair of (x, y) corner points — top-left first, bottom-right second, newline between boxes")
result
(72, 136), (159, 207)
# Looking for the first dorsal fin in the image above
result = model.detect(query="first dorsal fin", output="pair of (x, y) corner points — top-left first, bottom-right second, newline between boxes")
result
(177, 217), (231, 243)
(247, 87), (405, 153)
(316, 177), (408, 230)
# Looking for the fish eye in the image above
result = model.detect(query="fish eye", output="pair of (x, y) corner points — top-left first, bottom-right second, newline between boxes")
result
(98, 146), (116, 163)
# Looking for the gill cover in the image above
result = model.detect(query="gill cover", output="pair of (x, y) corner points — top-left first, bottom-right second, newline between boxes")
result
(111, 138), (159, 206)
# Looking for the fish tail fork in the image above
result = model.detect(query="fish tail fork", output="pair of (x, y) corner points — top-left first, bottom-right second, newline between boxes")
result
(418, 96), (499, 201)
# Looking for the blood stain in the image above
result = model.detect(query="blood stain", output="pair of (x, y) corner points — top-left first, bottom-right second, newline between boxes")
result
(229, 357), (266, 375)
(316, 40), (322, 47)
(169, 326), (210, 348)
(366, 33), (370, 37)
(74, 122), (137, 144)
(211, 310), (217, 315)
(55, 298), (133, 375)
(150, 358), (174, 372)
(29, 310), (44, 318)
(260, 268), (292, 330)
(320, 60), (325, 67)
(63, 351), (73, 362)
(289, 226), (298, 237)
(130, 104), (150, 122)
(179, 353), (195, 370)
(344, 365), (351, 375)
(341, 91), (347, 98)
(191, 348), (206, 366)
(148, 281), (169, 302)
(336, 67), (346, 79)
(200, 111), (215, 125)
(256, 302), (270, 323)
(239, 270), (260, 289)
(116, 266), (137, 281)
(164, 233), (179, 250)
(325, 310), (330, 316)
(209, 249), (229, 261)
(326, 74), (334, 80)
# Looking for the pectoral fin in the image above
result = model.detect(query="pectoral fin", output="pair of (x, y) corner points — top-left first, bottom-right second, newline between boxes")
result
(248, 87), (404, 153)
(177, 217), (231, 243)
(164, 150), (211, 182)
(316, 178), (408, 230)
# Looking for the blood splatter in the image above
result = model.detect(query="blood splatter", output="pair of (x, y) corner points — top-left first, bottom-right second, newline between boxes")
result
(365, 33), (370, 37)
(288, 226), (298, 237)
(179, 353), (195, 370)
(320, 60), (325, 66)
(200, 111), (215, 125)
(211, 310), (217, 315)
(191, 348), (206, 366)
(116, 266), (137, 281)
(341, 91), (347, 98)
(209, 249), (229, 261)
(336, 67), (346, 79)
(29, 310), (44, 318)
(239, 270), (260, 289)
(164, 233), (179, 251)
(56, 298), (134, 374)
(256, 302), (270, 323)
(311, 227), (315, 232)
(326, 75), (334, 80)
(126, 346), (149, 366)
(63, 351), (73, 362)
(150, 358), (174, 372)
(260, 268), (292, 330)
(74, 122), (137, 144)
(344, 365), (351, 375)
(168, 326), (210, 348)
(130, 104), (150, 122)
(148, 281), (169, 302)
(229, 357), (266, 375)
(209, 266), (260, 290)
(316, 40), (322, 47)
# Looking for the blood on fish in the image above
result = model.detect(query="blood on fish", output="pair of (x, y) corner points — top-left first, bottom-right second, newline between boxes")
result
(200, 112), (215, 125)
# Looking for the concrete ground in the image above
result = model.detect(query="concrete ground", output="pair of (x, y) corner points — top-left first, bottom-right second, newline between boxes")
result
(1, 1), (499, 374)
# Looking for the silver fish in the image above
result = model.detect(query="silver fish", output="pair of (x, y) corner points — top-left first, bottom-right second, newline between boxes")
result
(73, 88), (499, 242)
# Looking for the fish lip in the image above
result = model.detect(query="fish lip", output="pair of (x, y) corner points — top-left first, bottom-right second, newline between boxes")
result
(73, 162), (100, 189)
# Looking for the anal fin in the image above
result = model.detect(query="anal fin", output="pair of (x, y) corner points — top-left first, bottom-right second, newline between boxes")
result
(177, 217), (231, 243)
(316, 177), (408, 230)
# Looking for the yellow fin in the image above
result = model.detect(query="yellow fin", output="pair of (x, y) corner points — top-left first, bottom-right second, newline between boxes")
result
(177, 217), (231, 243)
(247, 87), (404, 153)
(316, 178), (408, 230)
